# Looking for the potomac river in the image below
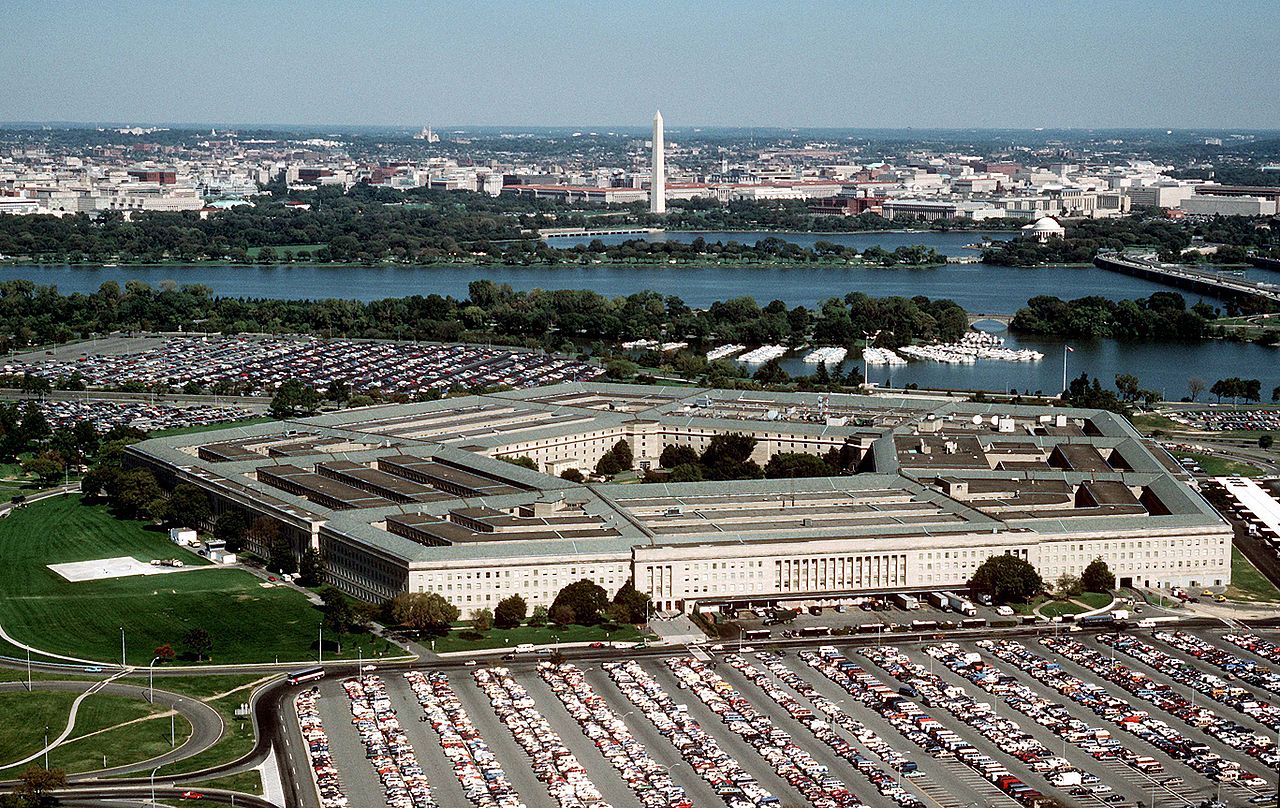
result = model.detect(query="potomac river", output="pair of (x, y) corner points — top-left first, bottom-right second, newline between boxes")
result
(2, 229), (1275, 395)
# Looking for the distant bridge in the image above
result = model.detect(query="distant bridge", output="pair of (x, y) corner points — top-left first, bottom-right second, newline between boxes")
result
(1096, 252), (1280, 307)
(967, 312), (1013, 327)
(539, 226), (663, 239)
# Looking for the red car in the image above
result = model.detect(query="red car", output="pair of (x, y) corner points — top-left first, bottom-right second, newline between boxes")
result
(180, 792), (204, 801)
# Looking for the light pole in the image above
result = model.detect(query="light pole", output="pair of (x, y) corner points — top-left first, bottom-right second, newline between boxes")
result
(43, 725), (49, 770)
(150, 764), (164, 805)
(120, 626), (126, 667)
(148, 656), (161, 704)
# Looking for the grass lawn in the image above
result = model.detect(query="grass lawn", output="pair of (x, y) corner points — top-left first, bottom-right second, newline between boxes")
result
(428, 622), (644, 654)
(1076, 591), (1115, 609)
(1172, 451), (1264, 478)
(1227, 547), (1280, 603)
(1129, 413), (1186, 435)
(245, 244), (326, 258)
(0, 495), (379, 665)
(1039, 600), (1090, 619)
(0, 691), (181, 774)
(162, 692), (255, 776)
(147, 417), (274, 438)
(190, 770), (263, 795)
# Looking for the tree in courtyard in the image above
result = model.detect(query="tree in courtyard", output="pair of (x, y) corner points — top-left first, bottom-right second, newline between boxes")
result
(969, 554), (1043, 605)
(764, 452), (838, 479)
(389, 592), (459, 635)
(559, 468), (585, 483)
(551, 579), (610, 626)
(470, 608), (494, 632)
(269, 378), (322, 418)
(1054, 573), (1083, 598)
(267, 534), (298, 575)
(660, 444), (700, 469)
(494, 594), (527, 629)
(527, 604), (550, 627)
(594, 439), (634, 477)
(181, 627), (213, 661)
(700, 432), (762, 480)
(501, 455), (538, 471)
(609, 579), (651, 624)
(298, 548), (325, 587)
(666, 463), (704, 482)
(1081, 557), (1116, 593)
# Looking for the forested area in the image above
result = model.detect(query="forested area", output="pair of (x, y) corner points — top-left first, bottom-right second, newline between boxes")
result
(0, 277), (971, 355)
(1010, 292), (1215, 341)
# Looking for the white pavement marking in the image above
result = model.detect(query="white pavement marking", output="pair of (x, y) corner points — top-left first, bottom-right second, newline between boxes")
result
(259, 745), (288, 807)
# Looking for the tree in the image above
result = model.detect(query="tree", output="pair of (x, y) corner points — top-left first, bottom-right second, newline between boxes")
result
(14, 765), (66, 804)
(527, 604), (549, 627)
(609, 579), (651, 624)
(595, 439), (634, 477)
(1261, 435), (1275, 450)
(162, 482), (211, 528)
(1054, 573), (1083, 598)
(764, 452), (838, 479)
(1114, 373), (1140, 402)
(667, 463), (704, 482)
(20, 452), (63, 485)
(752, 357), (790, 385)
(1273, 385), (1280, 403)
(494, 594), (527, 629)
(660, 444), (700, 469)
(700, 432), (762, 480)
(212, 511), (249, 553)
(471, 608), (494, 632)
(298, 548), (324, 587)
(559, 468), (585, 483)
(267, 534), (297, 575)
(269, 378), (322, 418)
(1081, 557), (1116, 593)
(246, 515), (280, 555)
(109, 468), (162, 519)
(551, 578), (609, 626)
(969, 554), (1043, 605)
(389, 592), (459, 635)
(501, 455), (538, 471)
(154, 643), (176, 662)
(319, 586), (362, 635)
(1188, 376), (1206, 402)
(182, 627), (213, 661)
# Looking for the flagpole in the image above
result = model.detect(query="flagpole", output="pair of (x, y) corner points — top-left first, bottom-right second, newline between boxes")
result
(1061, 345), (1068, 394)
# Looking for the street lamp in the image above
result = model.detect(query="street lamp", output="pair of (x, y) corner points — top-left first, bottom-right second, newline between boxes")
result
(120, 626), (126, 668)
(43, 725), (49, 770)
(148, 656), (161, 704)
(150, 763), (165, 805)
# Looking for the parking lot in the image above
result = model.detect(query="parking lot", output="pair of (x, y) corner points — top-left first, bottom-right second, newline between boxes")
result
(289, 628), (1280, 808)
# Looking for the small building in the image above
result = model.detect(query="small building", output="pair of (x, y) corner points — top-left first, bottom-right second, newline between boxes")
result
(1021, 216), (1065, 243)
(168, 527), (198, 546)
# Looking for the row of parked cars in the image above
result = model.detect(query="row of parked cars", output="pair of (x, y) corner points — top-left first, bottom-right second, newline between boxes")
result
(472, 666), (609, 808)
(18, 336), (603, 397)
(1190, 631), (1280, 701)
(538, 662), (692, 808)
(342, 676), (438, 808)
(934, 640), (1145, 795)
(1111, 635), (1280, 758)
(799, 647), (1055, 808)
(604, 660), (779, 808)
(723, 651), (925, 807)
(295, 688), (349, 808)
(35, 398), (254, 432)
(1044, 637), (1274, 783)
(402, 670), (524, 808)
(1225, 631), (1280, 672)
(861, 645), (1093, 802)
(665, 655), (863, 808)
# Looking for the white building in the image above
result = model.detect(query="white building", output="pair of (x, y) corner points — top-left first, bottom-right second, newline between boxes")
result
(1181, 194), (1278, 217)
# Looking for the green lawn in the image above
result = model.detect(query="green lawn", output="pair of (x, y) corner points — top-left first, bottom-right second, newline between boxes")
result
(428, 622), (644, 654)
(147, 417), (274, 438)
(162, 692), (256, 775)
(1227, 546), (1280, 603)
(1039, 600), (1090, 619)
(0, 495), (378, 665)
(0, 691), (181, 774)
(190, 770), (263, 795)
(1129, 413), (1185, 435)
(1077, 591), (1115, 609)
(1173, 451), (1264, 478)
(245, 243), (326, 258)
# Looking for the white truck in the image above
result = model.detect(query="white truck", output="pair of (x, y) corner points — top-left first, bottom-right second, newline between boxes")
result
(893, 593), (920, 610)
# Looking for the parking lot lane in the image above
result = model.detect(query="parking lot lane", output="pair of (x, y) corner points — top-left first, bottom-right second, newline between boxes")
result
(313, 680), (386, 808)
(712, 655), (904, 808)
(854, 643), (1088, 808)
(640, 657), (810, 808)
(284, 690), (323, 808)
(582, 665), (727, 808)
(952, 639), (1219, 807)
(1012, 635), (1258, 804)
(386, 675), (473, 808)
(520, 672), (642, 808)
(775, 647), (1013, 808)
(445, 669), (558, 808)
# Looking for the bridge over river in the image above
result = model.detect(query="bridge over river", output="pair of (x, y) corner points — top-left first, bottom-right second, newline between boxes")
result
(1095, 251), (1280, 307)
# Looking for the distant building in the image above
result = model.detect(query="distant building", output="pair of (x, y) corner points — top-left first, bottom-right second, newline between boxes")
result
(882, 199), (1005, 221)
(127, 169), (176, 184)
(1181, 194), (1278, 217)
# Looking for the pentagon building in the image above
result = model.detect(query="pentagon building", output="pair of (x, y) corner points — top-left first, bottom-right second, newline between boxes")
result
(126, 383), (1231, 613)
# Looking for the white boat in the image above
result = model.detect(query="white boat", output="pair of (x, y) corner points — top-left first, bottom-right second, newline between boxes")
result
(738, 345), (788, 363)
(802, 346), (848, 365)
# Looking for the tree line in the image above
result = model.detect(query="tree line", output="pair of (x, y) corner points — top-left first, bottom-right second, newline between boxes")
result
(1010, 291), (1215, 341)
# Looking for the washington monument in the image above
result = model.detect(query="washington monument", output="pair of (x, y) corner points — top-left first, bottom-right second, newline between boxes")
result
(650, 110), (665, 214)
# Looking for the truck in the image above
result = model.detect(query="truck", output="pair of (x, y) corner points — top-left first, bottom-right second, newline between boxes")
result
(954, 598), (977, 617)
(893, 593), (920, 611)
(928, 592), (949, 611)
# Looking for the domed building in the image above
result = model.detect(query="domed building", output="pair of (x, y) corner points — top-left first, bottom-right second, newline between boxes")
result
(1021, 216), (1066, 243)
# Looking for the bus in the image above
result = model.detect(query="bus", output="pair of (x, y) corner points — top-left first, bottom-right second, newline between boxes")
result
(286, 666), (325, 686)
(743, 629), (771, 641)
(799, 626), (830, 638)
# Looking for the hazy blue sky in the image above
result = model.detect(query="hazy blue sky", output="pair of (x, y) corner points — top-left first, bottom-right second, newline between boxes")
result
(4, 1), (1277, 129)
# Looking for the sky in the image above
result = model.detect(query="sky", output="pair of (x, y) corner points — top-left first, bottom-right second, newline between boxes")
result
(4, 0), (1279, 130)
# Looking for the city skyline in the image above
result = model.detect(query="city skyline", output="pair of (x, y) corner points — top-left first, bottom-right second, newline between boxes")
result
(4, 1), (1280, 130)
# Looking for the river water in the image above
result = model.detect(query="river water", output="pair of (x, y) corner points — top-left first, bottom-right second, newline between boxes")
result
(2, 229), (1274, 395)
